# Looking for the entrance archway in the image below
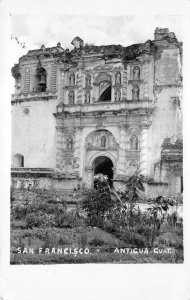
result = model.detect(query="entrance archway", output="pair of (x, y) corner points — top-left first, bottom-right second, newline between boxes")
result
(93, 156), (113, 187)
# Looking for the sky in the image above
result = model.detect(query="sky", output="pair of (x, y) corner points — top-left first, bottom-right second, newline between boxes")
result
(9, 14), (183, 93)
(10, 14), (183, 93)
(10, 14), (183, 65)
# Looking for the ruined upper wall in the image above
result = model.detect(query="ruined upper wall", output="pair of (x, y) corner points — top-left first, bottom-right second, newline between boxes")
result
(11, 28), (182, 101)
(12, 27), (182, 73)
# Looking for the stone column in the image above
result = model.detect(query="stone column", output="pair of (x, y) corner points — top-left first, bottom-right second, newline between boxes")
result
(122, 69), (127, 99)
(143, 62), (149, 99)
(55, 127), (64, 172)
(139, 125), (149, 176)
(76, 64), (83, 104)
(85, 167), (93, 188)
(45, 63), (51, 92)
(73, 126), (83, 176)
(117, 125), (127, 177)
(59, 68), (65, 103)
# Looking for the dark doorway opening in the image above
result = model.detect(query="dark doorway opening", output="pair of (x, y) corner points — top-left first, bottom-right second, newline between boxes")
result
(94, 156), (113, 187)
(99, 86), (111, 102)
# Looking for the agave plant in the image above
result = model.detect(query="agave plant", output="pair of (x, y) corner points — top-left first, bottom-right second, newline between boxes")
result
(145, 196), (176, 246)
(108, 173), (145, 242)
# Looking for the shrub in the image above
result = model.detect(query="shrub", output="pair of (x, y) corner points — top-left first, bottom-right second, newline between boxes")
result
(12, 204), (27, 219)
(89, 237), (105, 247)
(82, 177), (115, 227)
(133, 233), (147, 247)
(26, 202), (67, 215)
(25, 213), (40, 228)
(25, 212), (56, 228)
(55, 210), (85, 228)
(78, 233), (88, 248)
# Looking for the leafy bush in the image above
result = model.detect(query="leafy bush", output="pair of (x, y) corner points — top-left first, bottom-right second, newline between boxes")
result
(25, 213), (40, 228)
(82, 175), (115, 227)
(26, 202), (67, 215)
(89, 237), (106, 247)
(25, 212), (56, 228)
(12, 204), (27, 219)
(133, 233), (147, 247)
(77, 233), (88, 248)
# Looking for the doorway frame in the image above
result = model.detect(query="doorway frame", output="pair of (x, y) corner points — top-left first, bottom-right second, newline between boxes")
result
(85, 151), (116, 188)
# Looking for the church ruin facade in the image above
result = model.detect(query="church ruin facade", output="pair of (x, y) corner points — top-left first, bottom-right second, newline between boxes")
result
(11, 28), (183, 198)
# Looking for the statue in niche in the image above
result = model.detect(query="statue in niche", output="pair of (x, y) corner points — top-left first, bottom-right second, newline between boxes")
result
(130, 135), (138, 150)
(85, 74), (91, 87)
(85, 92), (90, 103)
(115, 71), (121, 85)
(132, 86), (139, 100)
(68, 90), (75, 104)
(133, 66), (140, 80)
(69, 73), (75, 86)
(101, 136), (106, 147)
(66, 136), (73, 150)
(115, 89), (121, 102)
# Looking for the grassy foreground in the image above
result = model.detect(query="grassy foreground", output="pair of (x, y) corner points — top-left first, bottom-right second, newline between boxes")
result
(10, 188), (183, 264)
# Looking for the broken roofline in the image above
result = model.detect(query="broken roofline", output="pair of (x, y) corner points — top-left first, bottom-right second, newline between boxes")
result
(17, 27), (181, 63)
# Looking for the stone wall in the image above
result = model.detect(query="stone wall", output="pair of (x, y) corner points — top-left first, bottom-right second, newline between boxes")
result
(148, 46), (182, 178)
(11, 28), (183, 196)
(11, 99), (57, 168)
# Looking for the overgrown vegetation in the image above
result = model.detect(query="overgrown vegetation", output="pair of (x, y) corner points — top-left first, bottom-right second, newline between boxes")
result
(10, 174), (183, 264)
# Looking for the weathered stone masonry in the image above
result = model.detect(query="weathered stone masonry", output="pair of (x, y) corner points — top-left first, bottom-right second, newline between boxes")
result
(11, 28), (183, 198)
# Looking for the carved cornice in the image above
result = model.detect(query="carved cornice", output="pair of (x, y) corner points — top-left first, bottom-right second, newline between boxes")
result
(128, 80), (144, 85)
(140, 122), (152, 129)
(154, 84), (181, 93)
(12, 95), (57, 104)
(83, 86), (93, 91)
(11, 168), (53, 178)
(52, 173), (79, 180)
(112, 84), (123, 89)
(64, 85), (78, 90)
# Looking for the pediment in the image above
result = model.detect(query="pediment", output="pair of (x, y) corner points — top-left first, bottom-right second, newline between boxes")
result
(93, 65), (113, 72)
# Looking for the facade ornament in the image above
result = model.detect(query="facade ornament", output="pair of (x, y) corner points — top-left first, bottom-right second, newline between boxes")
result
(143, 62), (149, 98)
(101, 136), (106, 147)
(115, 71), (121, 85)
(85, 91), (91, 103)
(85, 74), (91, 87)
(66, 136), (73, 150)
(68, 90), (75, 104)
(133, 66), (140, 80)
(154, 85), (163, 94)
(132, 85), (139, 100)
(130, 135), (138, 150)
(95, 114), (106, 129)
(69, 73), (75, 86)
(115, 89), (121, 102)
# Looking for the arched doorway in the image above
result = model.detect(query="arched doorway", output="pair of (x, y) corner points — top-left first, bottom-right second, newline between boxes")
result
(93, 156), (113, 187)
